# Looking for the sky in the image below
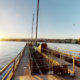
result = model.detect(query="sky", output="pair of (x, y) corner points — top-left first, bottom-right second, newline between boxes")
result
(0, 0), (80, 39)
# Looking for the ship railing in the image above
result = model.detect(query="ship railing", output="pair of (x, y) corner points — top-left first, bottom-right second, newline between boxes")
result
(34, 46), (75, 76)
(48, 45), (80, 59)
(0, 43), (27, 80)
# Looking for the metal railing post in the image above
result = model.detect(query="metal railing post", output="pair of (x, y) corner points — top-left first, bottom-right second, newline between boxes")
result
(70, 52), (71, 57)
(19, 53), (21, 64)
(73, 53), (75, 74)
(60, 52), (62, 65)
(49, 55), (50, 74)
(51, 49), (53, 72)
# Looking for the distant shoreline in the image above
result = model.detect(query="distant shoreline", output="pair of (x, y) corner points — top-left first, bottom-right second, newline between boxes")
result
(0, 39), (80, 45)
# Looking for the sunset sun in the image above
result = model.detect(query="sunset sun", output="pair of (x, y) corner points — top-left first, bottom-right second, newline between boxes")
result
(0, 35), (2, 39)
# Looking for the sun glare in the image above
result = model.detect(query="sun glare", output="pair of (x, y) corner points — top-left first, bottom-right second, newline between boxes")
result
(0, 36), (2, 39)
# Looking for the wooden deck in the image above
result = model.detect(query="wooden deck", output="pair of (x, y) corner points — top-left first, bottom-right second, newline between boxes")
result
(13, 45), (80, 80)
(13, 45), (30, 80)
(12, 45), (63, 80)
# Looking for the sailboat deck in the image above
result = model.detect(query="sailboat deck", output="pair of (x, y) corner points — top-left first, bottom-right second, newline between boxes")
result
(13, 45), (80, 80)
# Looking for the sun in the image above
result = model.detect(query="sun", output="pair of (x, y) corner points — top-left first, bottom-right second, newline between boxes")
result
(0, 35), (2, 39)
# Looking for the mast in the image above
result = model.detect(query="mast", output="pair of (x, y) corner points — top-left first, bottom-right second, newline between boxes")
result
(31, 14), (34, 43)
(35, 0), (39, 45)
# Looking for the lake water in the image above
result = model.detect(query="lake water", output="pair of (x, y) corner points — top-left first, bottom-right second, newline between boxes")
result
(40, 42), (80, 51)
(40, 42), (80, 57)
(0, 41), (26, 70)
(47, 43), (80, 51)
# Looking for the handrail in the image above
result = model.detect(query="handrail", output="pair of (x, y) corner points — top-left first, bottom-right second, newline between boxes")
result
(2, 66), (13, 80)
(48, 45), (80, 53)
(48, 46), (80, 58)
(35, 47), (74, 74)
(0, 43), (27, 80)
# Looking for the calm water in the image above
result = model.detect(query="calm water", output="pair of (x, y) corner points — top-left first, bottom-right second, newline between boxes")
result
(0, 41), (26, 70)
(40, 42), (80, 57)
(40, 42), (80, 51)
(0, 42), (80, 70)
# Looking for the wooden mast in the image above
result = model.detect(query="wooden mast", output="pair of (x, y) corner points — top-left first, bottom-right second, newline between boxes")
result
(36, 0), (39, 46)
(31, 14), (34, 44)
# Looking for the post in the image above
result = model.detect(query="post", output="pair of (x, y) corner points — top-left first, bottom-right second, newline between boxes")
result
(13, 59), (15, 77)
(31, 14), (34, 44)
(51, 50), (53, 65)
(19, 53), (21, 63)
(46, 50), (48, 62)
(51, 50), (53, 71)
(35, 0), (39, 46)
(60, 52), (62, 65)
(52, 47), (54, 71)
(70, 52), (71, 57)
(49, 55), (50, 74)
(61, 50), (63, 59)
(53, 47), (54, 59)
(66, 50), (67, 57)
(73, 53), (75, 74)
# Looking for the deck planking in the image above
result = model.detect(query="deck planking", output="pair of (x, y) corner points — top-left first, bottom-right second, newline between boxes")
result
(13, 45), (30, 80)
(13, 45), (80, 80)
(13, 45), (65, 80)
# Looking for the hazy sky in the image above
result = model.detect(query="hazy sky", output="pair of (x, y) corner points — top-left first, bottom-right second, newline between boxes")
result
(0, 0), (80, 39)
